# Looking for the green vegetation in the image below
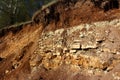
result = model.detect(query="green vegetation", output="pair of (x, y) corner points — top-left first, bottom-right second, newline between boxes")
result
(0, 0), (55, 29)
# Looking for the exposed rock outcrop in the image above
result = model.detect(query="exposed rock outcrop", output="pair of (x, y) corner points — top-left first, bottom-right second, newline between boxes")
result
(0, 0), (120, 80)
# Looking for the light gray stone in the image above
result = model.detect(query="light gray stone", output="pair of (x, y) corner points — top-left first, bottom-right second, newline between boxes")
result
(71, 43), (81, 49)
(81, 44), (97, 49)
(70, 50), (77, 53)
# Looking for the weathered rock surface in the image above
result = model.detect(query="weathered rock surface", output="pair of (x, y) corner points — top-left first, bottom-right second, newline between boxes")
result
(0, 0), (120, 80)
(32, 20), (120, 80)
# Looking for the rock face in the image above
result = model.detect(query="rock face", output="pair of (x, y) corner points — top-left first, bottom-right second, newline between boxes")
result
(0, 0), (120, 80)
(37, 20), (120, 68)
(30, 20), (120, 80)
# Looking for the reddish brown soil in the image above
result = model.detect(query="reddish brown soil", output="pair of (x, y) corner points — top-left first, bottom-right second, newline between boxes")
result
(0, 0), (120, 80)
(33, 0), (120, 31)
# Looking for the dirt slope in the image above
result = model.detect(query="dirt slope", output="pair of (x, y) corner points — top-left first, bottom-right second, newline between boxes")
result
(0, 0), (120, 80)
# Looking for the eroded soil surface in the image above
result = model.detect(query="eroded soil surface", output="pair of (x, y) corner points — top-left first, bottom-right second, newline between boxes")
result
(0, 0), (120, 80)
